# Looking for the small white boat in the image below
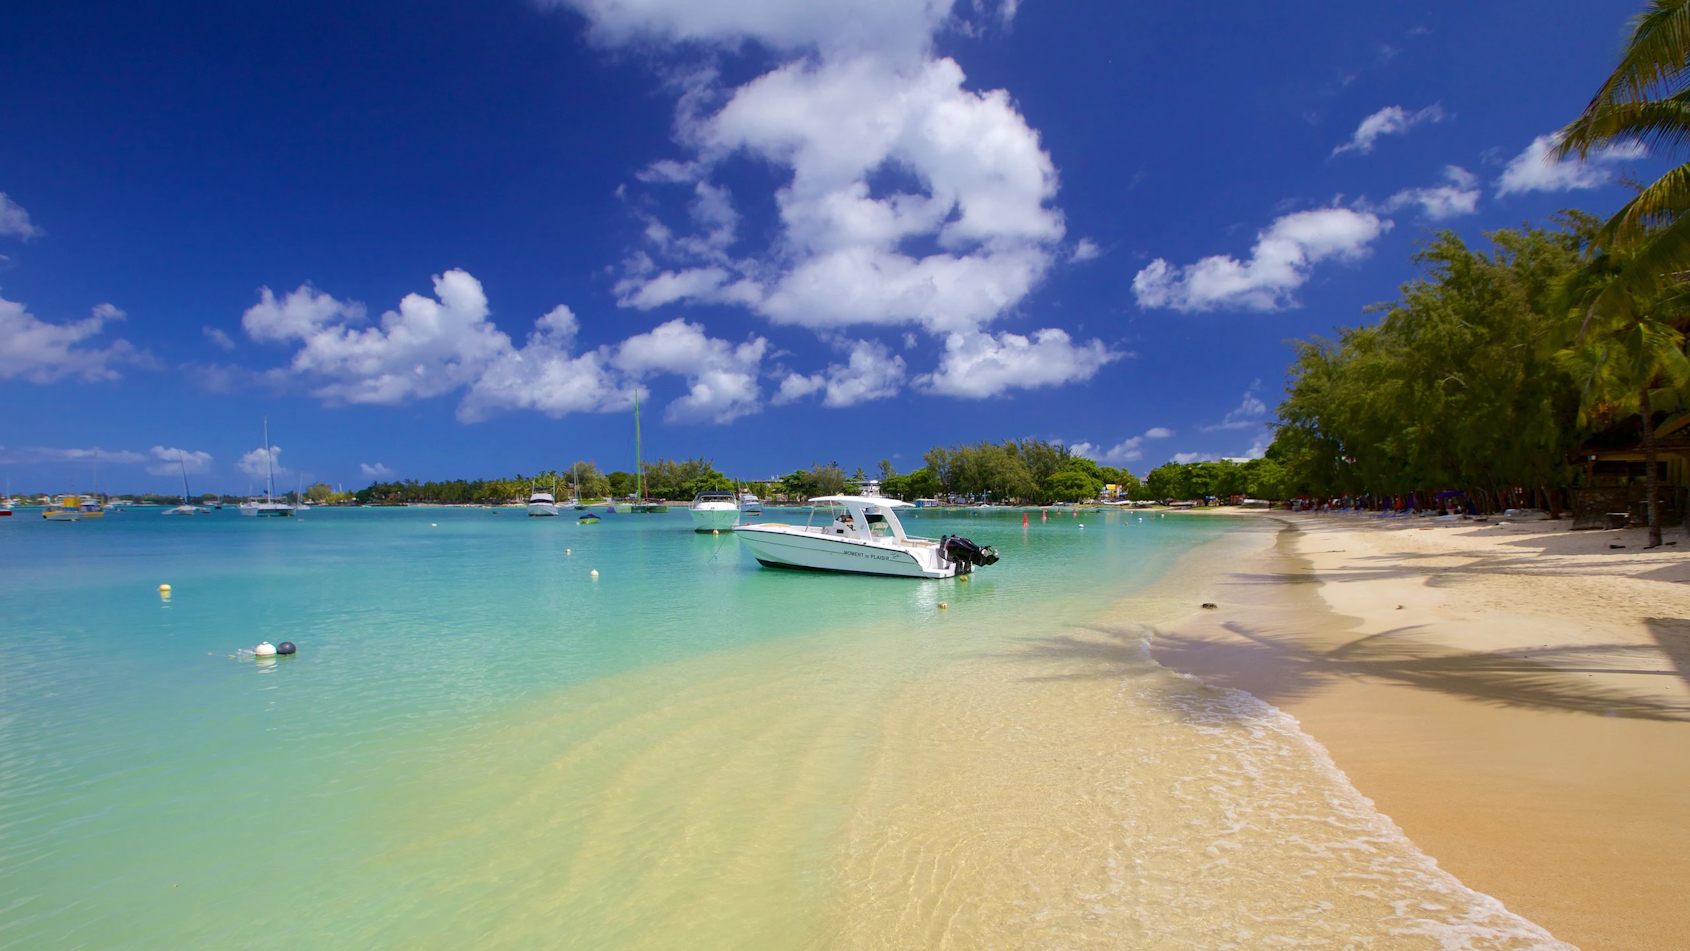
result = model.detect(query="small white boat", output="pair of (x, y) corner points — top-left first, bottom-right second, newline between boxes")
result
(239, 416), (296, 517)
(735, 496), (999, 579)
(739, 492), (762, 516)
(527, 486), (559, 517)
(689, 491), (740, 532)
(164, 450), (208, 515)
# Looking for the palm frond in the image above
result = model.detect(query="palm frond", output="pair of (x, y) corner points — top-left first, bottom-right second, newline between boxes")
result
(1603, 162), (1690, 247)
(1562, 0), (1690, 156)
(1561, 93), (1690, 160)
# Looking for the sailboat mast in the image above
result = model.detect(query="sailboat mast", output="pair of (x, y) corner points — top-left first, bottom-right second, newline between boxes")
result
(179, 450), (191, 502)
(634, 387), (643, 501)
(263, 416), (275, 502)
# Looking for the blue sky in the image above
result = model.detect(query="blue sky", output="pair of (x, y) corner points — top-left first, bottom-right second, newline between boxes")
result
(0, 0), (1660, 492)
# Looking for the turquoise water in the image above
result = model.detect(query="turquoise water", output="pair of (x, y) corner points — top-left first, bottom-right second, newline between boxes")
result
(0, 507), (1564, 949)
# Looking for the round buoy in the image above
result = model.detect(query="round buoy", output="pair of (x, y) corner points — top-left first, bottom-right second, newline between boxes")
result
(1079, 523), (1085, 529)
(276, 641), (296, 655)
(158, 583), (172, 593)
(254, 641), (277, 657)
(938, 602), (949, 610)
(431, 522), (438, 527)
(566, 548), (572, 555)
(591, 569), (599, 578)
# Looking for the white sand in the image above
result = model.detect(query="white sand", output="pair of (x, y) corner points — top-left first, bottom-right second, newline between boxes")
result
(1152, 512), (1690, 951)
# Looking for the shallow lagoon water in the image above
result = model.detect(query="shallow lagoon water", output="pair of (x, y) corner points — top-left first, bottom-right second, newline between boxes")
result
(0, 507), (1562, 948)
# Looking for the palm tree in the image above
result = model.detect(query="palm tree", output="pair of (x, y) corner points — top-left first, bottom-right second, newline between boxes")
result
(1559, 1), (1690, 309)
(1557, 251), (1690, 548)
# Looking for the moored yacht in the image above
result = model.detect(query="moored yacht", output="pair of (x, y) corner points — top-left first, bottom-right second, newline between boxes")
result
(689, 491), (740, 532)
(527, 484), (559, 517)
(738, 492), (762, 515)
(163, 450), (208, 515)
(239, 416), (296, 517)
(735, 496), (999, 579)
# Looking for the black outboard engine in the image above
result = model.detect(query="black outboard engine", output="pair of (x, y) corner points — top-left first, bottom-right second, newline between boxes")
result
(940, 535), (1001, 572)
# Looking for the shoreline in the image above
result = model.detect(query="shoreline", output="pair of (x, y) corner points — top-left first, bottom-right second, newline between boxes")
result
(1148, 511), (1690, 951)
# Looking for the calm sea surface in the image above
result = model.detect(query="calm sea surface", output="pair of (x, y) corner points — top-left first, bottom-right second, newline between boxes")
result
(0, 507), (1562, 949)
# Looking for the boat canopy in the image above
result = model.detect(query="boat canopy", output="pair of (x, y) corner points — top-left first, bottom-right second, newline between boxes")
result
(808, 495), (911, 508)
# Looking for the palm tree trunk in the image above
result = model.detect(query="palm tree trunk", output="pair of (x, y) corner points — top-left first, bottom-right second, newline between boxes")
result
(1641, 387), (1662, 549)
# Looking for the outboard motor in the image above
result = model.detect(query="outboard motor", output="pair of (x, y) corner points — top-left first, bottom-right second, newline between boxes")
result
(940, 535), (1001, 572)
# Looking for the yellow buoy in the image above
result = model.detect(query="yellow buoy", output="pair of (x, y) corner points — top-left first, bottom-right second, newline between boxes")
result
(938, 602), (949, 610)
(566, 548), (572, 555)
(712, 529), (719, 535)
(591, 569), (599, 578)
(158, 584), (172, 593)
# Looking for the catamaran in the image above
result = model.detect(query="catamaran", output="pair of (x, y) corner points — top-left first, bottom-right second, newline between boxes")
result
(163, 450), (208, 515)
(735, 496), (999, 579)
(239, 417), (295, 517)
(688, 491), (740, 532)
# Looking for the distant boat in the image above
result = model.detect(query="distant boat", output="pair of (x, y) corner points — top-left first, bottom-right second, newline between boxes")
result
(689, 491), (740, 532)
(739, 492), (762, 516)
(78, 495), (106, 518)
(577, 513), (600, 525)
(735, 496), (999, 579)
(43, 494), (82, 522)
(239, 416), (296, 517)
(625, 387), (668, 513)
(163, 450), (208, 515)
(527, 480), (559, 517)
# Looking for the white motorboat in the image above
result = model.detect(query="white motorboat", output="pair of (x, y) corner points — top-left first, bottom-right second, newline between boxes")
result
(239, 416), (296, 517)
(738, 492), (762, 515)
(527, 483), (559, 517)
(735, 495), (999, 579)
(689, 491), (740, 532)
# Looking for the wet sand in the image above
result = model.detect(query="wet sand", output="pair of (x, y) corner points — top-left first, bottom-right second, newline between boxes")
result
(1150, 513), (1690, 951)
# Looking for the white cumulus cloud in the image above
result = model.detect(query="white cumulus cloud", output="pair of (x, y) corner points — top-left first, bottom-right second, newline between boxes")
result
(238, 446), (287, 480)
(1144, 426), (1173, 439)
(360, 462), (395, 479)
(774, 338), (907, 407)
(1133, 208), (1391, 312)
(1200, 382), (1270, 431)
(147, 446), (212, 477)
(918, 328), (1119, 398)
(1332, 104), (1447, 157)
(459, 304), (632, 422)
(244, 270), (510, 406)
(0, 294), (140, 382)
(1496, 131), (1645, 197)
(1375, 166), (1480, 220)
(611, 318), (767, 423)
(0, 193), (44, 240)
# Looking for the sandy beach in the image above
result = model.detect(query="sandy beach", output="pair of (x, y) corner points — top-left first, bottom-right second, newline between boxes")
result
(1151, 512), (1690, 951)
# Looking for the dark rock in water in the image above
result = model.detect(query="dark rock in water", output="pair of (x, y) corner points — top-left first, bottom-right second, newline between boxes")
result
(276, 641), (297, 655)
(1200, 602), (1217, 610)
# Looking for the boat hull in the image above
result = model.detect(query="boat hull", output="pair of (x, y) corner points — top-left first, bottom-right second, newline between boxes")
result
(239, 503), (295, 517)
(527, 503), (559, 517)
(735, 526), (953, 579)
(689, 504), (739, 532)
(43, 511), (81, 522)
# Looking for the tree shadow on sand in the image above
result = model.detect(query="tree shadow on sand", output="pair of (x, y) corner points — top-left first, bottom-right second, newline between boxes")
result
(1002, 620), (1690, 723)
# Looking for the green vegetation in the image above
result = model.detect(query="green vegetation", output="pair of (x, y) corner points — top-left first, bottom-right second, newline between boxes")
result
(1270, 219), (1591, 510)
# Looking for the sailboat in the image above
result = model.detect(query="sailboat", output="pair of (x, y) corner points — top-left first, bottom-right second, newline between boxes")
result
(564, 463), (589, 511)
(624, 388), (667, 513)
(163, 450), (208, 515)
(239, 417), (296, 517)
